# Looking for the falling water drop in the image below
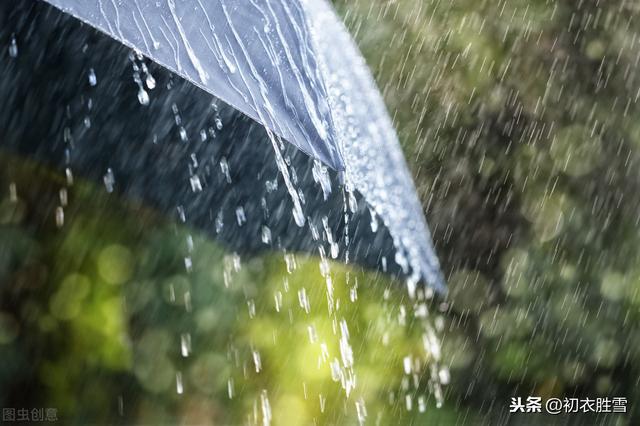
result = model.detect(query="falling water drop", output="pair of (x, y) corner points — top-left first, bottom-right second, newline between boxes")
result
(189, 175), (202, 192)
(65, 168), (74, 186)
(418, 396), (426, 413)
(307, 324), (318, 343)
(438, 368), (450, 385)
(355, 399), (367, 425)
(184, 291), (192, 312)
(180, 333), (191, 357)
(137, 88), (149, 105)
(227, 378), (234, 399)
(235, 206), (246, 226)
(219, 157), (232, 183)
(88, 68), (97, 86)
(176, 372), (183, 394)
(55, 207), (64, 228)
(8, 34), (18, 58)
(8, 183), (17, 202)
(370, 208), (379, 232)
(284, 253), (297, 273)
(215, 211), (224, 233)
(261, 226), (272, 244)
(260, 390), (272, 426)
(176, 205), (186, 223)
(252, 350), (262, 373)
(273, 291), (282, 312)
(312, 160), (332, 200)
(145, 73), (156, 89)
(403, 356), (412, 374)
(179, 127), (188, 142)
(59, 189), (68, 206)
(103, 168), (115, 193)
(292, 206), (306, 227)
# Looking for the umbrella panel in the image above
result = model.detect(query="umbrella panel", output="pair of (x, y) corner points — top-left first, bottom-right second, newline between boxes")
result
(0, 0), (412, 284)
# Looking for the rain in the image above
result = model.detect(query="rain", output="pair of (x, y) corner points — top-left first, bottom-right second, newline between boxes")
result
(1, 0), (639, 425)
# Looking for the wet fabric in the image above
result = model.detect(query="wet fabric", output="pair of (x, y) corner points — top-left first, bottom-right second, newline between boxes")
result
(2, 0), (444, 290)
(43, 0), (344, 171)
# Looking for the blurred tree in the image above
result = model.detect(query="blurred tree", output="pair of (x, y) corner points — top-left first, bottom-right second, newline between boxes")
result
(333, 0), (640, 422)
(0, 155), (464, 424)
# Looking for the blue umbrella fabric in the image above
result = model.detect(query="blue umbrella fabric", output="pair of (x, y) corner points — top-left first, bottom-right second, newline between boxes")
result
(303, 0), (445, 293)
(42, 0), (344, 171)
(6, 0), (444, 291)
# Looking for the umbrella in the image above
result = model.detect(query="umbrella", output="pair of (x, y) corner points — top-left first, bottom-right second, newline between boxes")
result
(0, 0), (445, 292)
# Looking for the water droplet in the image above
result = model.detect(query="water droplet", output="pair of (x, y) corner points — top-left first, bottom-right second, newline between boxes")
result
(307, 325), (318, 343)
(438, 368), (450, 385)
(297, 288), (310, 313)
(247, 299), (256, 318)
(176, 372), (183, 394)
(180, 333), (191, 357)
(348, 189), (358, 213)
(145, 73), (156, 89)
(403, 356), (412, 374)
(285, 253), (297, 273)
(273, 291), (282, 312)
(370, 208), (379, 232)
(8, 183), (17, 202)
(418, 396), (426, 413)
(215, 211), (223, 233)
(189, 175), (202, 192)
(227, 378), (234, 399)
(88, 68), (97, 86)
(355, 399), (367, 425)
(137, 88), (149, 105)
(261, 226), (272, 244)
(252, 350), (262, 373)
(312, 160), (332, 200)
(59, 189), (68, 206)
(265, 178), (278, 192)
(186, 235), (194, 252)
(8, 34), (18, 58)
(349, 286), (358, 302)
(330, 242), (339, 259)
(65, 168), (74, 186)
(179, 127), (188, 142)
(219, 157), (232, 183)
(184, 291), (192, 312)
(55, 207), (64, 228)
(184, 257), (192, 273)
(103, 168), (115, 193)
(330, 359), (341, 381)
(235, 206), (246, 226)
(293, 205), (305, 227)
(176, 205), (186, 223)
(260, 390), (271, 426)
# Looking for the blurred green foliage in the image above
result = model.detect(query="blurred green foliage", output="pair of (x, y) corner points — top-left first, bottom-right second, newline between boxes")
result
(0, 155), (465, 424)
(2, 0), (640, 424)
(333, 0), (640, 423)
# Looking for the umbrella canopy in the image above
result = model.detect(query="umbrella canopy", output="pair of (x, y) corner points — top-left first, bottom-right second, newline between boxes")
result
(1, 0), (444, 291)
(42, 0), (344, 171)
(303, 0), (444, 293)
